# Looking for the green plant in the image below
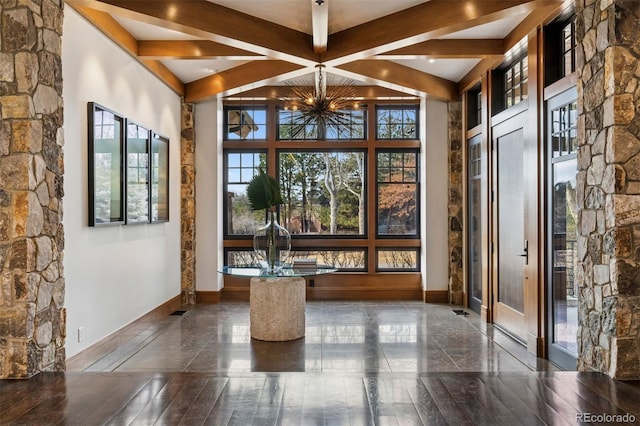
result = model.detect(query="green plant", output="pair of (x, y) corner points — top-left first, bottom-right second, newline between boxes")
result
(247, 168), (283, 211)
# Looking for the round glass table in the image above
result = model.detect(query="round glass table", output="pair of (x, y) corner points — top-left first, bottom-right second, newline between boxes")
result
(219, 265), (337, 341)
(219, 265), (337, 277)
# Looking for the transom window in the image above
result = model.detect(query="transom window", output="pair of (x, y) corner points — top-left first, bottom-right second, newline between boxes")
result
(376, 105), (419, 139)
(562, 19), (576, 77)
(224, 106), (267, 141)
(277, 108), (366, 140)
(551, 101), (577, 157)
(503, 56), (528, 108)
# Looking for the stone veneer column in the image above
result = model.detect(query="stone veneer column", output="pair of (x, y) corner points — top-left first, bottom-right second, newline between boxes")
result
(448, 101), (463, 305)
(181, 102), (196, 305)
(576, 0), (640, 379)
(0, 0), (65, 378)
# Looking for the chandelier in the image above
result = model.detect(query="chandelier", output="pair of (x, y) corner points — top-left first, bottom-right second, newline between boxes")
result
(282, 65), (359, 139)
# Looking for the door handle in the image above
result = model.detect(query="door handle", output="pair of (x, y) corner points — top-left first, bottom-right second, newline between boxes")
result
(517, 239), (528, 265)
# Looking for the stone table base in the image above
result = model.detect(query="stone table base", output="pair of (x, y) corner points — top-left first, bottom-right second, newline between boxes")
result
(250, 277), (305, 341)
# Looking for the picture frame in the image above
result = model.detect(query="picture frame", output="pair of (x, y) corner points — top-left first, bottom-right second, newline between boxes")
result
(150, 132), (170, 222)
(125, 120), (150, 224)
(88, 102), (125, 226)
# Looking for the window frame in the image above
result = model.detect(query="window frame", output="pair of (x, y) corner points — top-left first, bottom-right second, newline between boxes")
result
(221, 101), (422, 276)
(375, 148), (421, 239)
(277, 148), (368, 239)
(223, 149), (268, 239)
(375, 105), (420, 140)
(276, 107), (367, 141)
(223, 105), (268, 141)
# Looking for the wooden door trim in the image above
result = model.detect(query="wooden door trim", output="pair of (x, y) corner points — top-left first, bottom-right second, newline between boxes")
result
(491, 111), (527, 343)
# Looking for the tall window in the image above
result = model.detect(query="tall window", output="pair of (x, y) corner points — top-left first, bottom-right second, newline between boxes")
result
(549, 97), (578, 357)
(376, 150), (419, 236)
(224, 151), (267, 236)
(222, 102), (421, 273)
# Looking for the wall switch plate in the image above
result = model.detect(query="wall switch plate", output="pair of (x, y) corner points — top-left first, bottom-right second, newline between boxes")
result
(78, 327), (84, 343)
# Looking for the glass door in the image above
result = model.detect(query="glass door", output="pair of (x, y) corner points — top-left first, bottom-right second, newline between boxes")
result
(547, 89), (578, 370)
(467, 135), (482, 314)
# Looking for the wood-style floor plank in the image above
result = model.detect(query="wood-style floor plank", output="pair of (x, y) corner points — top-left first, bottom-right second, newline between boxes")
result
(344, 377), (375, 425)
(276, 375), (305, 426)
(178, 377), (229, 425)
(154, 375), (211, 425)
(101, 376), (171, 425)
(252, 376), (286, 425)
(574, 372), (640, 418)
(203, 377), (263, 425)
(402, 377), (447, 425)
(421, 376), (476, 425)
(438, 373), (507, 425)
(495, 374), (573, 426)
(1, 372), (639, 425)
(475, 373), (546, 425)
(461, 374), (523, 426)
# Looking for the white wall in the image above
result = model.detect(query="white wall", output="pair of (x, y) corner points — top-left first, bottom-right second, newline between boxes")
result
(195, 99), (223, 291)
(424, 98), (449, 291)
(62, 8), (182, 358)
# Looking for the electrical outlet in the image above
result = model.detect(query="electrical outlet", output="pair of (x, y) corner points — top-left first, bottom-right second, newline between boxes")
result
(78, 327), (84, 343)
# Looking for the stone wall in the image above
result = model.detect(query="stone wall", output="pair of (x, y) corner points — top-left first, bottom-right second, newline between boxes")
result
(0, 0), (65, 378)
(448, 101), (464, 305)
(576, 0), (640, 380)
(181, 102), (196, 304)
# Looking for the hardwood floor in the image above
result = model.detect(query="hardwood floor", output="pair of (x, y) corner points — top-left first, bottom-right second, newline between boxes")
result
(1, 301), (639, 425)
(1, 371), (638, 425)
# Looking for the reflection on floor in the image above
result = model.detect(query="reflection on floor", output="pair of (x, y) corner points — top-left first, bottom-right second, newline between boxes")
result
(3, 302), (638, 425)
(71, 301), (553, 374)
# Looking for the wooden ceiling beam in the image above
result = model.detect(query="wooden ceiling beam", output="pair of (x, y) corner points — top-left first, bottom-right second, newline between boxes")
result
(458, 2), (566, 92)
(137, 40), (264, 60)
(336, 60), (458, 101)
(311, 0), (328, 54)
(185, 61), (308, 102)
(67, 3), (184, 95)
(322, 0), (562, 66)
(71, 0), (318, 65)
(228, 85), (416, 100)
(375, 39), (505, 59)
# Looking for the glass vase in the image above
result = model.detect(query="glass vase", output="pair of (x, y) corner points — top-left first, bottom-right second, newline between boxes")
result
(253, 209), (291, 274)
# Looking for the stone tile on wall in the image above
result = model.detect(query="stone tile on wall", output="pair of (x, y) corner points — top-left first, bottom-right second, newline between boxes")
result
(0, 0), (65, 379)
(577, 0), (640, 380)
(181, 102), (196, 305)
(448, 101), (463, 305)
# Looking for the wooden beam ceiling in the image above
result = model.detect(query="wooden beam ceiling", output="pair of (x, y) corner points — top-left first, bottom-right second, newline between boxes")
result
(337, 60), (458, 102)
(137, 40), (263, 60)
(67, 3), (184, 95)
(375, 39), (504, 59)
(185, 61), (306, 103)
(72, 0), (318, 65)
(68, 0), (568, 101)
(321, 0), (562, 66)
(458, 2), (567, 92)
